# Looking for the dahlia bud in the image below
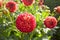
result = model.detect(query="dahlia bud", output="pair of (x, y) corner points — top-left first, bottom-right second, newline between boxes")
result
(39, 0), (44, 6)
(21, 0), (35, 6)
(16, 12), (36, 33)
(44, 16), (57, 28)
(6, 1), (17, 13)
(54, 6), (60, 14)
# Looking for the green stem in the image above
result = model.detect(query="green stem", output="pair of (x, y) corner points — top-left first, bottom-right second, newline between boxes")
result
(21, 33), (24, 40)
(7, 12), (15, 27)
(7, 13), (13, 23)
(28, 31), (34, 40)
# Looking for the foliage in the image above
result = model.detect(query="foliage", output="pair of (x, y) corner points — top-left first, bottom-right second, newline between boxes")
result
(44, 0), (60, 12)
(0, 0), (60, 40)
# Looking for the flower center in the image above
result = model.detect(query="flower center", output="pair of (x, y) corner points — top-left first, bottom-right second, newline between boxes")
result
(10, 3), (15, 8)
(50, 21), (53, 25)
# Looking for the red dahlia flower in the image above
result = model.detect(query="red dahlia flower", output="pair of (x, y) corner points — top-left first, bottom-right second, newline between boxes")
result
(54, 6), (60, 14)
(6, 1), (17, 12)
(0, 0), (3, 7)
(44, 16), (57, 28)
(39, 0), (44, 6)
(16, 12), (36, 33)
(21, 0), (34, 6)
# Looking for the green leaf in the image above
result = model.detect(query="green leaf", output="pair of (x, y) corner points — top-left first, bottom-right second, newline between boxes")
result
(35, 12), (42, 22)
(42, 10), (50, 18)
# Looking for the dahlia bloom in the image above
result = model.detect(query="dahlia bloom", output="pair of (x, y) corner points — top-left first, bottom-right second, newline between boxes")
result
(21, 0), (34, 6)
(44, 16), (57, 28)
(16, 12), (36, 33)
(54, 6), (60, 13)
(39, 0), (44, 6)
(6, 1), (17, 12)
(0, 0), (3, 7)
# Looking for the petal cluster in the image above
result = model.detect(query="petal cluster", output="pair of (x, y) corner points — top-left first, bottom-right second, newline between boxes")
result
(21, 0), (34, 6)
(6, 1), (17, 12)
(54, 6), (60, 14)
(16, 12), (36, 33)
(44, 16), (57, 28)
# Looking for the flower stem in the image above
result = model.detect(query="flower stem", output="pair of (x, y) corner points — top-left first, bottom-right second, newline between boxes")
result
(28, 31), (34, 40)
